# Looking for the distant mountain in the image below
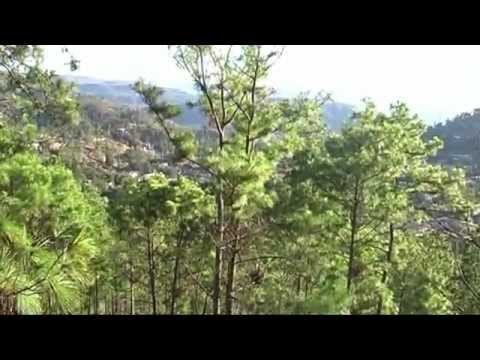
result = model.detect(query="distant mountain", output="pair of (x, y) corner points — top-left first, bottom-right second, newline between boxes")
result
(64, 76), (353, 131)
(425, 109), (480, 174)
(323, 102), (354, 132)
(64, 76), (207, 129)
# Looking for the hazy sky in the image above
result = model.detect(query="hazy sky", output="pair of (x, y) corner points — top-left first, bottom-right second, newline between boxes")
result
(42, 45), (480, 124)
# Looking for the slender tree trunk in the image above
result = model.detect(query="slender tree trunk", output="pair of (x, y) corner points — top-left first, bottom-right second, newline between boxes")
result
(304, 277), (309, 299)
(346, 180), (361, 315)
(212, 187), (224, 315)
(129, 264), (135, 315)
(377, 223), (395, 314)
(94, 276), (99, 315)
(46, 291), (52, 314)
(212, 246), (221, 314)
(191, 287), (198, 314)
(113, 288), (117, 314)
(224, 235), (238, 315)
(347, 180), (360, 292)
(202, 293), (209, 315)
(146, 227), (157, 315)
(87, 289), (91, 315)
(115, 286), (119, 314)
(398, 289), (405, 314)
(170, 236), (183, 315)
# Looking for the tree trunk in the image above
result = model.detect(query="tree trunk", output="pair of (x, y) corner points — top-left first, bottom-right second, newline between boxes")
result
(397, 272), (408, 314)
(146, 227), (157, 315)
(377, 223), (395, 314)
(46, 291), (52, 314)
(109, 289), (113, 315)
(114, 286), (119, 314)
(347, 179), (360, 315)
(191, 287), (199, 314)
(397, 280), (407, 315)
(304, 277), (309, 299)
(202, 292), (209, 315)
(170, 236), (183, 315)
(130, 264), (135, 315)
(87, 289), (91, 315)
(212, 246), (221, 314)
(94, 277), (99, 315)
(347, 184), (359, 291)
(212, 188), (224, 315)
(224, 235), (238, 315)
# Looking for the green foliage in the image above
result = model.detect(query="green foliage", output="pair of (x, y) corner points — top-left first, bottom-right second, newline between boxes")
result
(273, 101), (473, 314)
(0, 45), (80, 127)
(0, 151), (110, 314)
(103, 173), (215, 314)
(2, 44), (479, 315)
(0, 122), (37, 161)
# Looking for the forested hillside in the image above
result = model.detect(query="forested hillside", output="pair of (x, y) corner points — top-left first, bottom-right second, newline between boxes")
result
(425, 111), (480, 175)
(1, 45), (480, 315)
(65, 75), (354, 131)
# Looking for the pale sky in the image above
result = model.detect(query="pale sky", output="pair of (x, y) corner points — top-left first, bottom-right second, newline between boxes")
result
(42, 45), (480, 124)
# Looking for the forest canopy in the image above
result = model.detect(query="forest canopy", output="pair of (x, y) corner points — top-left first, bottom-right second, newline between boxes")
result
(1, 45), (479, 315)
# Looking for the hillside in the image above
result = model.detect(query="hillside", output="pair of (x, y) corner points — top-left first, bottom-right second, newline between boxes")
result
(63, 76), (480, 180)
(64, 75), (208, 129)
(35, 95), (211, 193)
(64, 76), (354, 131)
(425, 110), (480, 175)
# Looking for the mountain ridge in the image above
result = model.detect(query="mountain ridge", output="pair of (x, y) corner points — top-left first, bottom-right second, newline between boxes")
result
(64, 75), (354, 131)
